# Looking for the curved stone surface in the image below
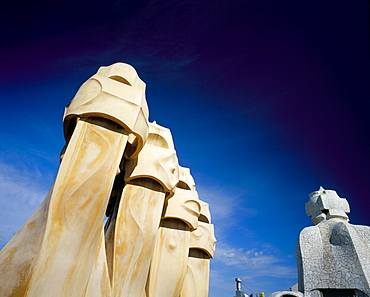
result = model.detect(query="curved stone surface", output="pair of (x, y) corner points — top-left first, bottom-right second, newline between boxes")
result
(105, 179), (166, 297)
(178, 167), (196, 191)
(146, 167), (200, 297)
(125, 122), (179, 197)
(180, 199), (216, 297)
(64, 62), (149, 157)
(0, 63), (216, 297)
(163, 189), (200, 230)
(0, 118), (129, 297)
(189, 222), (216, 258)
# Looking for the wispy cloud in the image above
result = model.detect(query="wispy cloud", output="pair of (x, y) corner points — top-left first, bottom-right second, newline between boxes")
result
(209, 241), (297, 297)
(196, 180), (297, 296)
(215, 242), (296, 279)
(0, 160), (52, 248)
(197, 182), (257, 225)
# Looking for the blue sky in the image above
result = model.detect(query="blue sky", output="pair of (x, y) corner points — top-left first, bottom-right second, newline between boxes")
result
(0, 1), (369, 296)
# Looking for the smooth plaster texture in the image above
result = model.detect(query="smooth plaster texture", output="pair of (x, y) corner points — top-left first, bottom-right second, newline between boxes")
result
(180, 201), (216, 297)
(146, 167), (201, 297)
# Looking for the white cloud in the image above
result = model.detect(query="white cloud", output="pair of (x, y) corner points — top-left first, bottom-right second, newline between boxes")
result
(215, 242), (296, 278)
(209, 241), (297, 296)
(0, 160), (52, 248)
(196, 182), (257, 233)
(194, 179), (297, 296)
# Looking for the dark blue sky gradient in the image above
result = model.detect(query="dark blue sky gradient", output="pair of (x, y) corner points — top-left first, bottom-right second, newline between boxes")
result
(0, 1), (369, 295)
